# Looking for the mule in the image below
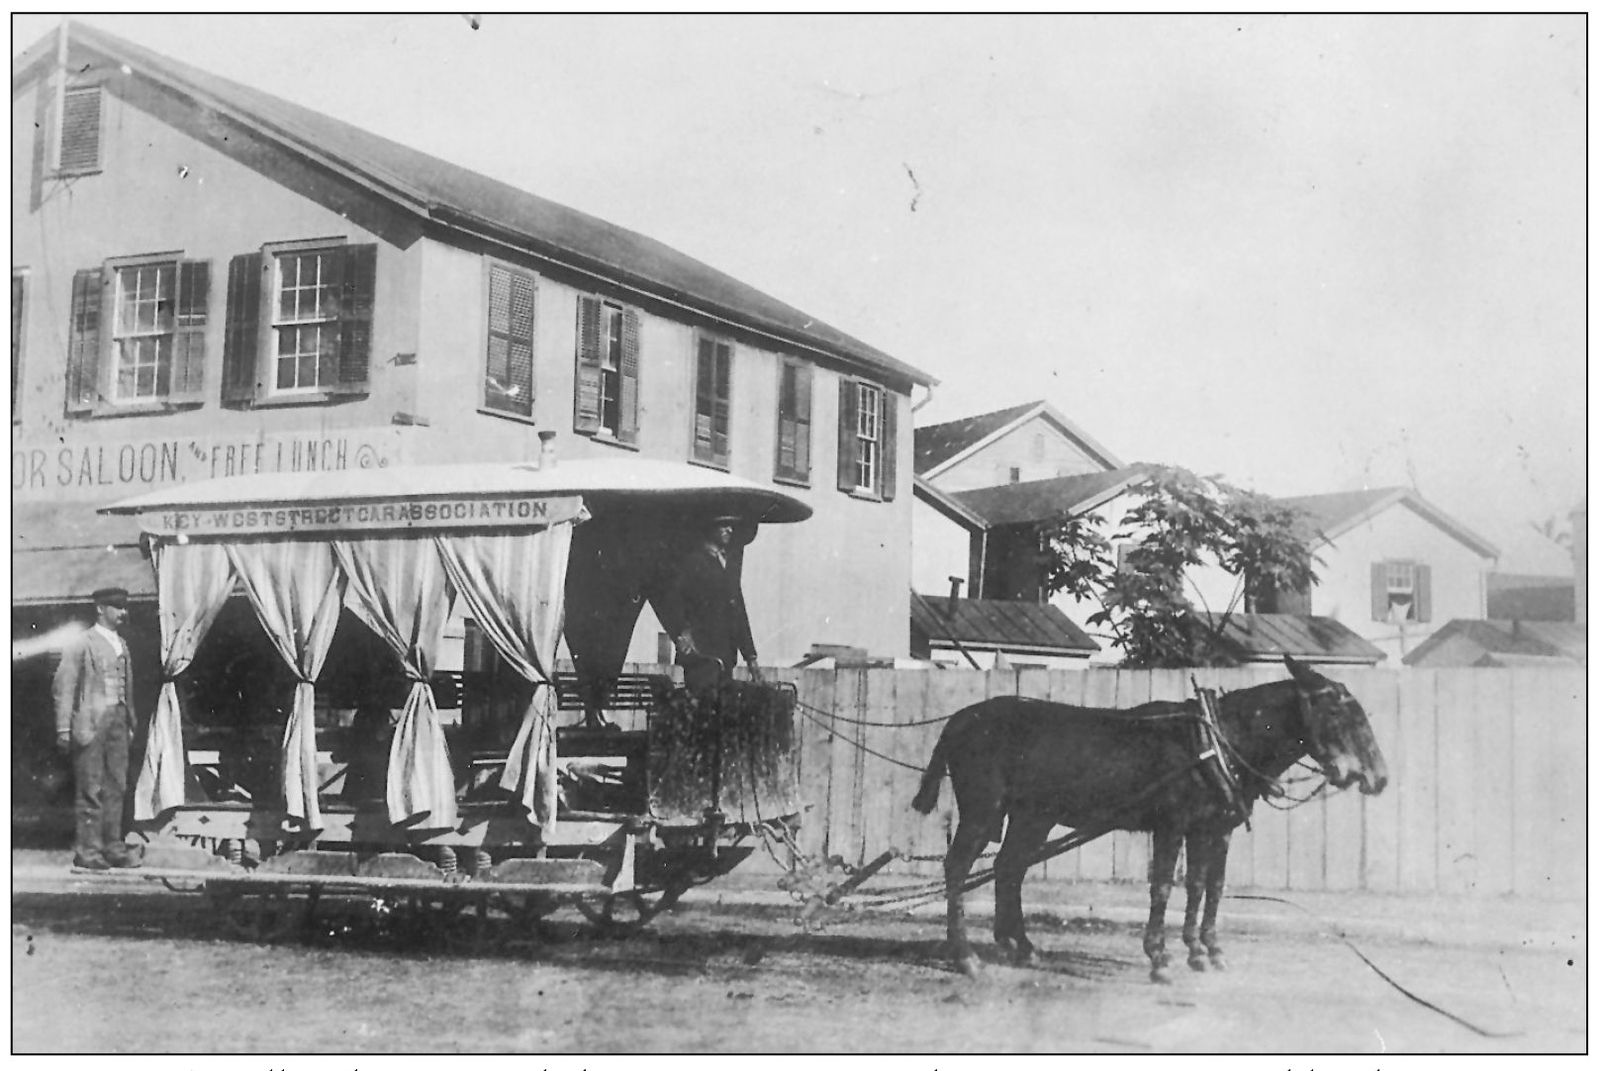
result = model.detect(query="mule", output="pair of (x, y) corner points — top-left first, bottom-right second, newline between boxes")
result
(910, 655), (1388, 981)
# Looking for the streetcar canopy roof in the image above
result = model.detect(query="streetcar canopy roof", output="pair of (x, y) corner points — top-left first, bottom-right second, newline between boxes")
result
(101, 457), (813, 537)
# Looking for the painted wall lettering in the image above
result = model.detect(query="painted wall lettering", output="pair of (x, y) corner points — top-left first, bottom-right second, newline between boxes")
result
(10, 429), (406, 502)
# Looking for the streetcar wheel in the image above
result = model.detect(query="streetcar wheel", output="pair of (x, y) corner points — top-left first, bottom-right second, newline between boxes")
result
(578, 887), (682, 936)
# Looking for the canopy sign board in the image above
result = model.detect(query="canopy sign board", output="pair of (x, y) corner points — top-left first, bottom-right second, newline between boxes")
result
(139, 494), (586, 538)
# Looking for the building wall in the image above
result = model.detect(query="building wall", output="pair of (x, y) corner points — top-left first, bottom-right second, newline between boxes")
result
(1310, 505), (1493, 666)
(911, 495), (975, 598)
(11, 63), (915, 667)
(927, 413), (1108, 492)
(11, 73), (425, 486)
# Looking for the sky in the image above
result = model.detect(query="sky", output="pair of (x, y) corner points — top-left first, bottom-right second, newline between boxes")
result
(10, 12), (1588, 573)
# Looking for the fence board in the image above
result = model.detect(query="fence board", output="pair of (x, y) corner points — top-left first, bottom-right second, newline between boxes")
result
(1465, 669), (1514, 895)
(1394, 670), (1439, 892)
(1547, 670), (1588, 899)
(1434, 671), (1481, 894)
(796, 667), (840, 860)
(859, 665), (900, 871)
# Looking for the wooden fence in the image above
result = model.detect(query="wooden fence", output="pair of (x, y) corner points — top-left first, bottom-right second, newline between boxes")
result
(755, 665), (1585, 900)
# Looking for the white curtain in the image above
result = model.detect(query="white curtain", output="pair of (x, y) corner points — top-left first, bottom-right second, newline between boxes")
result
(226, 540), (346, 832)
(132, 541), (235, 821)
(333, 537), (457, 830)
(435, 525), (573, 832)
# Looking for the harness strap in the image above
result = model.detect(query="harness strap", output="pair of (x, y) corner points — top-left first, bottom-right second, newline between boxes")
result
(1192, 685), (1249, 824)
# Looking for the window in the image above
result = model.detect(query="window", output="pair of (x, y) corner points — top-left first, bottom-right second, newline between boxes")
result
(1008, 466), (1021, 483)
(774, 358), (812, 483)
(222, 241), (375, 407)
(12, 271), (26, 421)
(692, 336), (732, 466)
(57, 86), (102, 175)
(836, 378), (897, 500)
(1371, 560), (1432, 623)
(63, 255), (210, 415)
(574, 295), (640, 442)
(111, 262), (174, 401)
(484, 263), (535, 418)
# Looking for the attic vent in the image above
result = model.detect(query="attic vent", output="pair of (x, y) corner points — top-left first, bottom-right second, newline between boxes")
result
(57, 86), (103, 174)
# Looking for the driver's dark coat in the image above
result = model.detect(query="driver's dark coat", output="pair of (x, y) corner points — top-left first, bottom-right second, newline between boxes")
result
(658, 542), (756, 670)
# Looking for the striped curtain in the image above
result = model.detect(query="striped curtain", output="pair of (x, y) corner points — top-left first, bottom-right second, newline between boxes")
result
(226, 540), (346, 832)
(333, 537), (457, 830)
(133, 541), (235, 821)
(435, 524), (574, 833)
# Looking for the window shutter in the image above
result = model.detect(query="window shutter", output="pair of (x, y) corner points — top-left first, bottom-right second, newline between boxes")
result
(485, 265), (534, 417)
(221, 253), (262, 406)
(712, 342), (730, 466)
(573, 295), (602, 433)
(879, 387), (897, 501)
(1414, 563), (1432, 623)
(166, 259), (210, 402)
(617, 307), (641, 443)
(64, 268), (102, 415)
(58, 87), (102, 174)
(837, 378), (858, 491)
(692, 337), (729, 466)
(776, 360), (812, 482)
(332, 243), (376, 395)
(1370, 562), (1388, 622)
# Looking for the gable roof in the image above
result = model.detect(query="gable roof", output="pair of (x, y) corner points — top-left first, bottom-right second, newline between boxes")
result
(1190, 612), (1387, 665)
(911, 594), (1099, 655)
(912, 475), (990, 532)
(1276, 487), (1500, 560)
(914, 400), (1123, 478)
(1403, 619), (1586, 667)
(14, 21), (933, 391)
(951, 465), (1148, 527)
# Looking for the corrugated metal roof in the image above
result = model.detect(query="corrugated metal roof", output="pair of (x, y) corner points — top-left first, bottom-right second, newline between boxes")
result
(1404, 619), (1586, 666)
(911, 594), (1099, 652)
(951, 466), (1147, 526)
(913, 402), (1040, 475)
(19, 22), (933, 390)
(1194, 612), (1386, 664)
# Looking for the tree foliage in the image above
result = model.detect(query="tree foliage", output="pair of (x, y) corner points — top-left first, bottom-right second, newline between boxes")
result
(1038, 465), (1321, 668)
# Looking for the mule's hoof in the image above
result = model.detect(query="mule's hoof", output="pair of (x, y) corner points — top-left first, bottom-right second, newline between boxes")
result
(1209, 954), (1227, 971)
(958, 954), (984, 979)
(996, 938), (1037, 966)
(1187, 954), (1207, 973)
(1150, 967), (1172, 985)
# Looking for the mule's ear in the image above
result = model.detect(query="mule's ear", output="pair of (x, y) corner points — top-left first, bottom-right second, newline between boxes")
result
(1283, 653), (1312, 680)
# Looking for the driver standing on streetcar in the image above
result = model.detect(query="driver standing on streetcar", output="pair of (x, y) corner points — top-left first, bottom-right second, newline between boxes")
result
(660, 514), (760, 693)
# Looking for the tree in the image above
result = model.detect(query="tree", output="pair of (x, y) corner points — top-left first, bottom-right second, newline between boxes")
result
(1038, 465), (1321, 668)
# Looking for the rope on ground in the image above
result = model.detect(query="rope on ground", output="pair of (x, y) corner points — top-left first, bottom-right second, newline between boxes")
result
(1227, 893), (1524, 1039)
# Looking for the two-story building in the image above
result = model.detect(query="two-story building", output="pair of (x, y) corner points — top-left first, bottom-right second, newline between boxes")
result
(11, 22), (934, 783)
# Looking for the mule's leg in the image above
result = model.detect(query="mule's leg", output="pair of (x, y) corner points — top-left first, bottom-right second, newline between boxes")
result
(945, 816), (995, 978)
(1181, 832), (1210, 972)
(1199, 832), (1232, 970)
(1143, 829), (1184, 984)
(992, 811), (1056, 965)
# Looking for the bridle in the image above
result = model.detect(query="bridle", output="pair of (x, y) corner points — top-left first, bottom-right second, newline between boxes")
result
(1196, 678), (1355, 814)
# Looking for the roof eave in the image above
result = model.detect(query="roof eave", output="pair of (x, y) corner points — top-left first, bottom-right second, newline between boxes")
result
(428, 205), (934, 389)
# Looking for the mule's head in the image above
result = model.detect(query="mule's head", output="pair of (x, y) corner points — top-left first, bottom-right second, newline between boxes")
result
(1283, 655), (1389, 795)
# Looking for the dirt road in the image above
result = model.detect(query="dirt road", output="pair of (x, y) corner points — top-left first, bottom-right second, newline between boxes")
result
(10, 858), (1585, 1054)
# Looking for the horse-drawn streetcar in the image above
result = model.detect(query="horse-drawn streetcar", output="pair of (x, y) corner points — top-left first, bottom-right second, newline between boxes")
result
(99, 456), (808, 942)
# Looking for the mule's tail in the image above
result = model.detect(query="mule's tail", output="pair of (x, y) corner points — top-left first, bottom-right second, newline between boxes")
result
(910, 733), (950, 814)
